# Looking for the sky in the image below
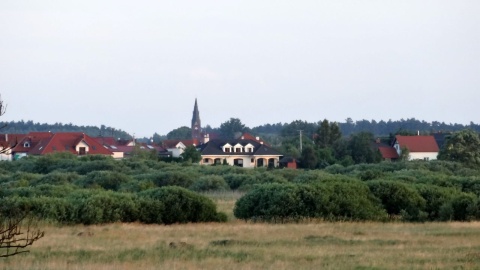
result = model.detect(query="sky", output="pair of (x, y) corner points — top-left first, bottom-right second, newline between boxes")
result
(1, 1), (479, 137)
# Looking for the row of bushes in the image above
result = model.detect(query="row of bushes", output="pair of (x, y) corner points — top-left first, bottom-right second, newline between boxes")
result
(234, 181), (479, 222)
(0, 186), (227, 225)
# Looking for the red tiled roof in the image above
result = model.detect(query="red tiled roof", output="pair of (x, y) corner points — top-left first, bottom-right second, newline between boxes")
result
(240, 133), (270, 146)
(395, 135), (439, 153)
(0, 134), (26, 148)
(12, 132), (54, 153)
(28, 132), (113, 156)
(378, 146), (399, 159)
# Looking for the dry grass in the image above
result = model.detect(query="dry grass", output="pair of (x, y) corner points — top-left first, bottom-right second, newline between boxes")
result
(1, 194), (480, 269)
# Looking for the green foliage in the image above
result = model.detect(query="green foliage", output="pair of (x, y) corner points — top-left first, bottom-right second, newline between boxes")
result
(166, 126), (192, 140)
(234, 182), (386, 222)
(80, 171), (133, 191)
(180, 145), (202, 163)
(219, 118), (247, 139)
(300, 146), (317, 169)
(367, 180), (426, 221)
(139, 187), (225, 224)
(189, 175), (229, 192)
(438, 129), (480, 167)
(439, 193), (479, 221)
(348, 132), (382, 164)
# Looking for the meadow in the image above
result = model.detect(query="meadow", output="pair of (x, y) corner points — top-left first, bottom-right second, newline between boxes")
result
(2, 155), (480, 269)
(1, 193), (480, 270)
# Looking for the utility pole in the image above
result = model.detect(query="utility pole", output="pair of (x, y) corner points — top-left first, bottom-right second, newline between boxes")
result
(298, 130), (303, 153)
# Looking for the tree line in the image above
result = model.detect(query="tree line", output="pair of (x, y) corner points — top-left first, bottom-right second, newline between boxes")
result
(0, 121), (131, 139)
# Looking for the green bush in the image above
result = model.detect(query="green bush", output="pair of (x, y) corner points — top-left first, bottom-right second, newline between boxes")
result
(368, 180), (426, 221)
(439, 193), (478, 221)
(139, 186), (226, 224)
(189, 175), (229, 192)
(234, 182), (386, 222)
(33, 172), (80, 186)
(79, 171), (132, 191)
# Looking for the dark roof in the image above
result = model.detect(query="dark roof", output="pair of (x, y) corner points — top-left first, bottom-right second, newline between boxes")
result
(432, 133), (451, 150)
(199, 138), (282, 156)
(279, 156), (298, 163)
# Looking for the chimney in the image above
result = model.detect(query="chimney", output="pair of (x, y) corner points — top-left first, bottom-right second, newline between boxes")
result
(5, 134), (7, 142)
(417, 130), (420, 136)
(203, 134), (210, 143)
(256, 136), (260, 140)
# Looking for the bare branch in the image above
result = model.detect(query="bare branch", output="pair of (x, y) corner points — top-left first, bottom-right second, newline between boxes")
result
(0, 213), (45, 258)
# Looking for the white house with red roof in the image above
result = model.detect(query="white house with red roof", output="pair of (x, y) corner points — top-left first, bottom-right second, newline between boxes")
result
(393, 135), (439, 161)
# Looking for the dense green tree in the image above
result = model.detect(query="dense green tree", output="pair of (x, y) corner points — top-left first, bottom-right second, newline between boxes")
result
(315, 119), (342, 148)
(281, 120), (317, 138)
(300, 146), (317, 169)
(180, 145), (202, 163)
(219, 118), (248, 138)
(348, 132), (382, 164)
(438, 129), (480, 167)
(166, 126), (191, 140)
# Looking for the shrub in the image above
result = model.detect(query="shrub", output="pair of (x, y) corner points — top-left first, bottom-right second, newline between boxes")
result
(368, 180), (426, 221)
(439, 193), (478, 221)
(79, 171), (132, 191)
(234, 182), (386, 222)
(189, 175), (229, 192)
(139, 187), (226, 224)
(32, 172), (80, 186)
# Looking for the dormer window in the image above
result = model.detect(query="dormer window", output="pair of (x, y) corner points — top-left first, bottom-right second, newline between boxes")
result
(222, 143), (233, 153)
(24, 142), (30, 148)
(245, 143), (254, 153)
(234, 143), (243, 153)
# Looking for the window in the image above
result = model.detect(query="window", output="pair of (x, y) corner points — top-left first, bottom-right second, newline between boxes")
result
(225, 148), (231, 153)
(203, 158), (209, 163)
(251, 158), (254, 162)
(79, 147), (86, 155)
(424, 157), (429, 161)
(235, 148), (241, 153)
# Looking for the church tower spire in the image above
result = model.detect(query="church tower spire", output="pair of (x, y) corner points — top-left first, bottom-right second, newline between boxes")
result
(191, 98), (202, 140)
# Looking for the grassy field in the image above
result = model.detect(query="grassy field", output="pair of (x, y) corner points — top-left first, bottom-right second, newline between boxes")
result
(1, 193), (480, 270)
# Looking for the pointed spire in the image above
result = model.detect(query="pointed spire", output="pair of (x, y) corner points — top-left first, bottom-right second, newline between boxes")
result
(191, 98), (200, 126)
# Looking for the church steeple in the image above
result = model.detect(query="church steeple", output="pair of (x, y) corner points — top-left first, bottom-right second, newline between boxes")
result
(191, 99), (202, 140)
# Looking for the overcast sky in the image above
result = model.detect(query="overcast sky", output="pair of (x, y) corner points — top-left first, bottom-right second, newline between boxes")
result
(1, 1), (479, 137)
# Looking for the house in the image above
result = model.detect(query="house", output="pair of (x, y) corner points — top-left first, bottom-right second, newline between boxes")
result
(0, 134), (26, 161)
(198, 137), (282, 168)
(11, 132), (54, 160)
(12, 132), (113, 159)
(161, 139), (200, 158)
(393, 135), (439, 161)
(93, 136), (167, 159)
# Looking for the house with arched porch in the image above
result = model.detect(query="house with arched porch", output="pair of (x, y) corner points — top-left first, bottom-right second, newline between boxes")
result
(198, 137), (282, 168)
